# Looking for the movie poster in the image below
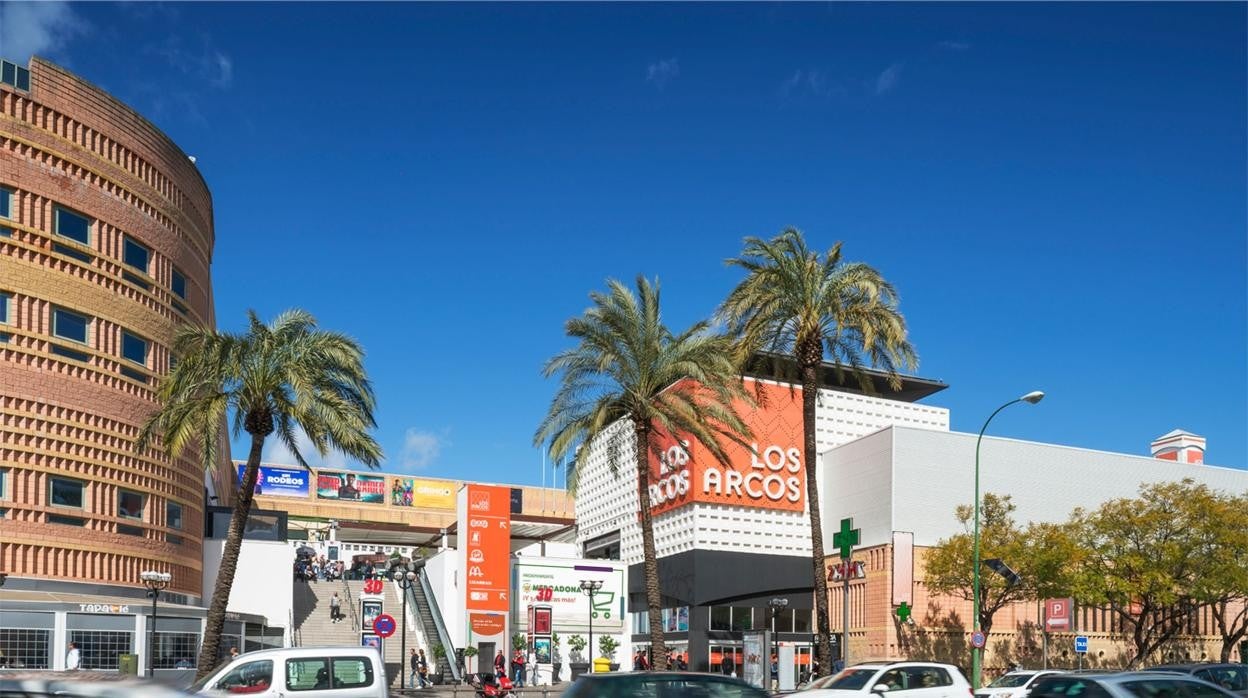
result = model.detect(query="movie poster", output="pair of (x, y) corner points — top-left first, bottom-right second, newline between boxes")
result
(317, 471), (385, 503)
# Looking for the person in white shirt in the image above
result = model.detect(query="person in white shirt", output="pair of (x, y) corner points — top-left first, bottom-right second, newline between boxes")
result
(66, 642), (80, 670)
(527, 649), (538, 686)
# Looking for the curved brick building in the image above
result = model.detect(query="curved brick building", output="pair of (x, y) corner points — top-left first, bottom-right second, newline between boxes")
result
(0, 56), (214, 612)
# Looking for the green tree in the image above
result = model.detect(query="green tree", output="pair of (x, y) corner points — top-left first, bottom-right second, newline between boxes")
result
(535, 277), (753, 670)
(924, 493), (1080, 636)
(138, 310), (382, 679)
(1191, 491), (1248, 662)
(720, 229), (916, 669)
(1069, 479), (1222, 667)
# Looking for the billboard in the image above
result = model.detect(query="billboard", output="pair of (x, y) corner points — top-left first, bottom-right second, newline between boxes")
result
(462, 484), (511, 613)
(389, 477), (456, 509)
(235, 464), (311, 498)
(514, 561), (625, 631)
(316, 470), (385, 503)
(648, 378), (805, 515)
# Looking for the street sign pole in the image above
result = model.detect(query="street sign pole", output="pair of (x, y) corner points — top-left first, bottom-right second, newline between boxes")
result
(1041, 600), (1048, 670)
(1076, 601), (1082, 671)
(833, 518), (860, 670)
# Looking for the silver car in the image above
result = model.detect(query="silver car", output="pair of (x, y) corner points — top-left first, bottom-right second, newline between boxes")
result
(1026, 671), (1238, 698)
(976, 671), (1063, 698)
(0, 671), (193, 697)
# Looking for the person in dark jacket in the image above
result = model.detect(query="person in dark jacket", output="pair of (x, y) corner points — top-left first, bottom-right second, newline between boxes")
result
(720, 651), (734, 676)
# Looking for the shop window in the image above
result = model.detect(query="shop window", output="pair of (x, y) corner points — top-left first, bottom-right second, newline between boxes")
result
(710, 606), (732, 632)
(730, 606), (754, 631)
(0, 628), (51, 669)
(153, 632), (200, 669)
(118, 489), (145, 519)
(121, 331), (148, 366)
(52, 308), (90, 345)
(215, 659), (273, 691)
(69, 630), (132, 670)
(0, 187), (11, 218)
(49, 477), (85, 508)
(54, 206), (91, 245)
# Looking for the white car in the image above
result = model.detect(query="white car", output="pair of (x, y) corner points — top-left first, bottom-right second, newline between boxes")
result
(975, 671), (1062, 698)
(191, 646), (387, 697)
(801, 662), (973, 698)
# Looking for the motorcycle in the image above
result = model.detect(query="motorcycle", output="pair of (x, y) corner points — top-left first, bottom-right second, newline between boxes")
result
(469, 672), (516, 698)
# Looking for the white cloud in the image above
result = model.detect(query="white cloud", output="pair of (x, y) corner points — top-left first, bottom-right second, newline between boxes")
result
(260, 426), (349, 470)
(148, 34), (234, 89)
(212, 52), (233, 88)
(875, 63), (903, 95)
(646, 58), (680, 89)
(780, 69), (840, 99)
(399, 428), (446, 471)
(0, 1), (87, 63)
(937, 40), (971, 51)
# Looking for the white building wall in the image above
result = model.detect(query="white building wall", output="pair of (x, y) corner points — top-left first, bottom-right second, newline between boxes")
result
(424, 548), (463, 650)
(202, 539), (295, 639)
(822, 426), (1248, 548)
(575, 385), (950, 564)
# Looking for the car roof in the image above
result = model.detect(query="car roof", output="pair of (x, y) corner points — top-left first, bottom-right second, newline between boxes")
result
(581, 672), (746, 679)
(228, 645), (382, 660)
(1148, 664), (1242, 671)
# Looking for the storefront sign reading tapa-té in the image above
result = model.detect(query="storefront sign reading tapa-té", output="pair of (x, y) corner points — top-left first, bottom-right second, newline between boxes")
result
(316, 470), (385, 503)
(648, 378), (805, 515)
(462, 484), (511, 612)
(235, 463), (311, 498)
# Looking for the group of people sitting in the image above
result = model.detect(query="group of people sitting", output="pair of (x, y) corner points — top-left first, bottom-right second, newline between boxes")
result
(293, 554), (345, 582)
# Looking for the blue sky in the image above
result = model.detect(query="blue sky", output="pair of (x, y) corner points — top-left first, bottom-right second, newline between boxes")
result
(5, 2), (1245, 480)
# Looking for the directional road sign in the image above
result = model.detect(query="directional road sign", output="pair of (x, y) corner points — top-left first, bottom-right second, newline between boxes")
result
(373, 613), (397, 639)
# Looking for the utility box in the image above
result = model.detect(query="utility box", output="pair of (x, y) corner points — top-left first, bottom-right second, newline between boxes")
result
(118, 654), (138, 675)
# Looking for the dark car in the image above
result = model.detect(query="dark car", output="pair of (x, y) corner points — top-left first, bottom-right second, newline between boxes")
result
(1028, 671), (1238, 698)
(561, 671), (769, 698)
(1142, 665), (1248, 698)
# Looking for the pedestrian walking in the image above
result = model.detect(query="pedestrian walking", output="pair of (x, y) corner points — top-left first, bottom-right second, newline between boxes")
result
(409, 648), (420, 688)
(418, 649), (431, 688)
(527, 647), (537, 686)
(719, 650), (734, 676)
(329, 593), (341, 623)
(494, 650), (506, 680)
(66, 642), (80, 670)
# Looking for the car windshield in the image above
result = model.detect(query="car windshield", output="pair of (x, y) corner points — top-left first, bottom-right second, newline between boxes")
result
(990, 674), (1035, 688)
(822, 669), (879, 691)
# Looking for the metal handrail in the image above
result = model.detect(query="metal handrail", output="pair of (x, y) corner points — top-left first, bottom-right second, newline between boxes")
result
(417, 566), (461, 683)
(341, 576), (361, 633)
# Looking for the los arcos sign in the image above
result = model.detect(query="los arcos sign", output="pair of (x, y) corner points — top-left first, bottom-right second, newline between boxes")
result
(648, 379), (806, 515)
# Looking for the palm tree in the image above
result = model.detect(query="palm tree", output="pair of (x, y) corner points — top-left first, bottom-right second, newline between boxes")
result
(138, 309), (382, 679)
(720, 229), (916, 671)
(535, 276), (753, 671)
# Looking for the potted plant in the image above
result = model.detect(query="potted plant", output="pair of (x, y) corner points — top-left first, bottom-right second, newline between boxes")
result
(462, 646), (479, 678)
(551, 632), (563, 684)
(431, 644), (447, 685)
(567, 634), (589, 680)
(599, 636), (620, 672)
(512, 632), (527, 652)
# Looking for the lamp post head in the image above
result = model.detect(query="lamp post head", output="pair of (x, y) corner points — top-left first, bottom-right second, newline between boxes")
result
(405, 571), (417, 582)
(769, 597), (789, 609)
(1020, 391), (1045, 405)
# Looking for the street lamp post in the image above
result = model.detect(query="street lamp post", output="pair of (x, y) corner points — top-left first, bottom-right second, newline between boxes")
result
(579, 580), (603, 673)
(768, 598), (789, 690)
(971, 391), (1044, 689)
(140, 571), (172, 677)
(392, 565), (419, 689)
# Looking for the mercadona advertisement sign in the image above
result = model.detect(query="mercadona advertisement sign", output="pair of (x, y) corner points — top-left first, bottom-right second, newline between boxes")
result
(514, 561), (624, 631)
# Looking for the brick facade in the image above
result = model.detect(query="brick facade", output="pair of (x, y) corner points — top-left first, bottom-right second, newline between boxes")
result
(1, 58), (216, 599)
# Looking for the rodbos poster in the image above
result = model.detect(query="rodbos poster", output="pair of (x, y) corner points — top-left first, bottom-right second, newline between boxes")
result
(235, 464), (310, 498)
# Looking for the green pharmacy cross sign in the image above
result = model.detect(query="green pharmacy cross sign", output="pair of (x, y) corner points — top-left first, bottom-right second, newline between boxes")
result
(833, 517), (860, 560)
(896, 602), (912, 623)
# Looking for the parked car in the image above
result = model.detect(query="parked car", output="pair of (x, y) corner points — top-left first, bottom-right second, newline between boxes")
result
(0, 671), (192, 697)
(1142, 665), (1248, 698)
(190, 646), (386, 697)
(1027, 671), (1237, 698)
(976, 671), (1063, 698)
(799, 662), (973, 698)
(561, 671), (769, 697)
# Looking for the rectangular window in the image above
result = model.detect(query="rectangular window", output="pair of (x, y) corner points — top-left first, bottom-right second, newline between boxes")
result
(0, 468), (6, 499)
(53, 242), (93, 263)
(0, 291), (10, 324)
(117, 524), (145, 537)
(49, 477), (85, 508)
(69, 630), (133, 671)
(0, 628), (51, 669)
(54, 206), (91, 245)
(287, 657), (329, 691)
(48, 514), (86, 527)
(0, 187), (11, 218)
(167, 501), (183, 530)
(122, 236), (149, 273)
(118, 490), (145, 520)
(171, 268), (187, 299)
(793, 608), (813, 634)
(730, 606), (754, 632)
(330, 657), (374, 689)
(52, 308), (89, 345)
(153, 632), (200, 669)
(1, 61), (31, 92)
(121, 331), (148, 366)
(710, 606), (732, 632)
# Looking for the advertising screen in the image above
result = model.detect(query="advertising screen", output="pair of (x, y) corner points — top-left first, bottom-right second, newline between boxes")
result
(235, 464), (311, 498)
(317, 471), (385, 503)
(515, 561), (624, 631)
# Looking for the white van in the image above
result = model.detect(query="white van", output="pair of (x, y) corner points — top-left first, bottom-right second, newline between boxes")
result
(191, 646), (388, 698)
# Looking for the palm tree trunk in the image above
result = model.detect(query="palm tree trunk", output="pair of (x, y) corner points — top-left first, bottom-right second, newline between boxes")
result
(634, 420), (668, 671)
(194, 433), (264, 680)
(799, 337), (833, 672)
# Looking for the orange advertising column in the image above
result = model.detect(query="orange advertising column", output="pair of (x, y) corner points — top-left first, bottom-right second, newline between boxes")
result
(458, 484), (513, 673)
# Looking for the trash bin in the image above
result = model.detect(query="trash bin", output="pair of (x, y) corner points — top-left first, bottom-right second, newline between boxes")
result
(118, 654), (138, 676)
(593, 657), (611, 673)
